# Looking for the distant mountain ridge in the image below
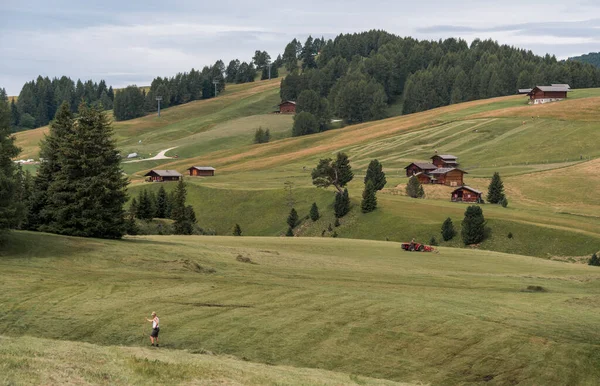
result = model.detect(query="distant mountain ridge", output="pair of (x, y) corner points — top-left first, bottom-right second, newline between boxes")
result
(569, 52), (600, 68)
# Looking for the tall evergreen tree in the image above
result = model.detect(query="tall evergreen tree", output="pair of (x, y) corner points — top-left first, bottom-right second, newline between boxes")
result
(441, 217), (456, 241)
(334, 188), (350, 218)
(233, 223), (242, 236)
(172, 179), (194, 235)
(42, 103), (128, 238)
(136, 189), (154, 221)
(364, 159), (387, 191)
(461, 205), (486, 245)
(309, 202), (320, 221)
(487, 172), (506, 204)
(361, 180), (377, 213)
(287, 208), (299, 228)
(0, 88), (21, 234)
(25, 102), (74, 230)
(155, 186), (168, 218)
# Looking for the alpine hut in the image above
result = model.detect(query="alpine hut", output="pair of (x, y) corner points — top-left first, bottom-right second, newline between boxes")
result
(144, 170), (182, 182)
(187, 166), (216, 177)
(451, 186), (483, 203)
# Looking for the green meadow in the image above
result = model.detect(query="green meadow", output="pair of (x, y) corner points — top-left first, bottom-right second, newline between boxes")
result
(2, 231), (600, 385)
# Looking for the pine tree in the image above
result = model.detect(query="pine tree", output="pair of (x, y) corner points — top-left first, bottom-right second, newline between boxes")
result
(233, 223), (242, 236)
(136, 190), (154, 221)
(185, 205), (197, 233)
(487, 172), (506, 204)
(287, 208), (299, 228)
(309, 202), (320, 221)
(172, 179), (193, 235)
(155, 186), (168, 218)
(441, 217), (456, 241)
(406, 175), (424, 198)
(334, 188), (350, 218)
(361, 180), (377, 213)
(589, 253), (600, 267)
(461, 206), (486, 245)
(42, 103), (128, 238)
(312, 152), (354, 194)
(0, 88), (21, 234)
(26, 103), (75, 230)
(364, 159), (387, 191)
(500, 197), (508, 208)
(125, 200), (139, 236)
(286, 227), (294, 237)
(254, 127), (265, 144)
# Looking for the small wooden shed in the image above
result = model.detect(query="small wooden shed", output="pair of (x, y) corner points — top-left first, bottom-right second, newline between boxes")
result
(278, 101), (296, 114)
(451, 186), (482, 203)
(527, 86), (569, 104)
(144, 170), (182, 182)
(188, 166), (215, 177)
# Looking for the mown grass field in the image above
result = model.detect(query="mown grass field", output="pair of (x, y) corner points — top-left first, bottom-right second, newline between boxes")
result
(2, 231), (600, 385)
(0, 336), (404, 386)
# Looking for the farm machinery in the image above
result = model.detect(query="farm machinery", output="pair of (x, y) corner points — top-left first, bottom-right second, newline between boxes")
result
(401, 242), (435, 252)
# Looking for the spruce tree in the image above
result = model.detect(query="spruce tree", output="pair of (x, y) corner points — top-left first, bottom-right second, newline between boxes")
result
(136, 190), (153, 221)
(43, 103), (128, 238)
(487, 172), (506, 204)
(364, 159), (387, 191)
(172, 179), (192, 235)
(441, 217), (456, 241)
(233, 223), (242, 236)
(25, 103), (74, 230)
(500, 197), (508, 208)
(309, 202), (320, 221)
(589, 253), (600, 267)
(156, 186), (168, 218)
(406, 175), (424, 198)
(361, 180), (377, 213)
(287, 208), (299, 228)
(334, 188), (350, 218)
(461, 205), (486, 245)
(0, 88), (21, 234)
(286, 227), (294, 237)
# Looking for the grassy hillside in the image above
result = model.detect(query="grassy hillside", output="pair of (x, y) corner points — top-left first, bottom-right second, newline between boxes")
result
(1, 336), (403, 385)
(2, 231), (600, 385)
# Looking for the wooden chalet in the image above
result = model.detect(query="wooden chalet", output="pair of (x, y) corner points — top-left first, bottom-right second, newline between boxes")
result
(404, 162), (437, 177)
(431, 154), (459, 168)
(188, 166), (215, 177)
(451, 186), (482, 203)
(527, 85), (569, 104)
(144, 170), (182, 182)
(278, 101), (296, 114)
(429, 167), (466, 187)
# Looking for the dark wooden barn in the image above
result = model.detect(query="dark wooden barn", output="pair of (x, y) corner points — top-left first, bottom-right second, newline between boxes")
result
(527, 86), (569, 104)
(429, 168), (466, 187)
(144, 170), (182, 182)
(451, 186), (482, 203)
(431, 154), (458, 168)
(404, 162), (437, 177)
(188, 166), (215, 177)
(278, 101), (296, 114)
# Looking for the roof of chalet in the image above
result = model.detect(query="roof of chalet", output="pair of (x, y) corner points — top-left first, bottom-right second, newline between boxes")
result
(413, 171), (433, 179)
(518, 88), (533, 94)
(188, 166), (216, 171)
(452, 185), (482, 194)
(530, 85), (571, 93)
(144, 169), (182, 177)
(551, 83), (571, 89)
(278, 100), (296, 106)
(431, 154), (458, 160)
(429, 167), (467, 175)
(404, 162), (437, 170)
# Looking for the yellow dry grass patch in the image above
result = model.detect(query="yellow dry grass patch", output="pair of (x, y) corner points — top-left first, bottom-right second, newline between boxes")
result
(14, 125), (48, 159)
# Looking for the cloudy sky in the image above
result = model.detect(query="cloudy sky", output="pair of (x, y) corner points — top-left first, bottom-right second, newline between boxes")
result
(1, 0), (599, 95)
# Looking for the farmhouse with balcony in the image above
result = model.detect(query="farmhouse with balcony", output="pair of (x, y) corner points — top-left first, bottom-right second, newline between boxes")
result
(188, 166), (216, 177)
(404, 154), (466, 186)
(451, 186), (483, 203)
(527, 85), (569, 104)
(144, 170), (182, 182)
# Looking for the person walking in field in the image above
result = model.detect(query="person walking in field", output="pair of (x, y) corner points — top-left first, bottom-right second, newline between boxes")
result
(147, 312), (160, 347)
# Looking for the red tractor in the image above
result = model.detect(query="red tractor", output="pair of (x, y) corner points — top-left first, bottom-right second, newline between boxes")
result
(401, 242), (435, 252)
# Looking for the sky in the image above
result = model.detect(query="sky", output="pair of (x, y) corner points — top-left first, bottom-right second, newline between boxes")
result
(1, 0), (599, 95)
